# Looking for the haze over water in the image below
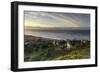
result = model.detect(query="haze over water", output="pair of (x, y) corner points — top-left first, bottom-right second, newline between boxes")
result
(24, 11), (90, 40)
(25, 28), (90, 40)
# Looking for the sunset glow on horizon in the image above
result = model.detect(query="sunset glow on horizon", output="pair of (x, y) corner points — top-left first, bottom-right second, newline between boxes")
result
(24, 11), (90, 28)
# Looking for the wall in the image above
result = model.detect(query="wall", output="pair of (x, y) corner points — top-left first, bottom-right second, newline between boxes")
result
(0, 0), (99, 73)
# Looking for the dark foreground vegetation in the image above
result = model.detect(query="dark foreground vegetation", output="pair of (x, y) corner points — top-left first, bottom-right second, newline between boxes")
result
(24, 35), (90, 62)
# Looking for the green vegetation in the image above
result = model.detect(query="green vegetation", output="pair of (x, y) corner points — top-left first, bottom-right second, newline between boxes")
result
(24, 35), (90, 62)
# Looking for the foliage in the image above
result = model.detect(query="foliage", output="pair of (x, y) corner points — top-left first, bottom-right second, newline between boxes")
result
(24, 35), (90, 62)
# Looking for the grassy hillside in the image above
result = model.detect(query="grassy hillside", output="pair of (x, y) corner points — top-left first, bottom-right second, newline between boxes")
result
(24, 35), (90, 62)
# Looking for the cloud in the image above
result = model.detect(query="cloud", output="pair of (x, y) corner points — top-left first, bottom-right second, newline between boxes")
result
(24, 11), (90, 28)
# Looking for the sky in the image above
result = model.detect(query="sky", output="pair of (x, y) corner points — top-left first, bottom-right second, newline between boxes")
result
(24, 11), (90, 28)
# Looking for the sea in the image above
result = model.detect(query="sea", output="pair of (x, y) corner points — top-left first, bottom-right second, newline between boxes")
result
(25, 28), (90, 40)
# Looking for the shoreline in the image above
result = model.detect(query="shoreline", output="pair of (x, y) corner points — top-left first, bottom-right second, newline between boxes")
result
(24, 34), (90, 41)
(24, 35), (90, 62)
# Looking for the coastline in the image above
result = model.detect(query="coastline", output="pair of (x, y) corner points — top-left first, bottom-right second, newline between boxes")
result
(24, 35), (90, 62)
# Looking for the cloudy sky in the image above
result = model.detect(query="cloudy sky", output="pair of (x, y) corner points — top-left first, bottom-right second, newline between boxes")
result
(24, 11), (90, 28)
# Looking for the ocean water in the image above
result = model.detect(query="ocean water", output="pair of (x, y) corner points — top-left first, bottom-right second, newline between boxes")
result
(25, 29), (90, 40)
